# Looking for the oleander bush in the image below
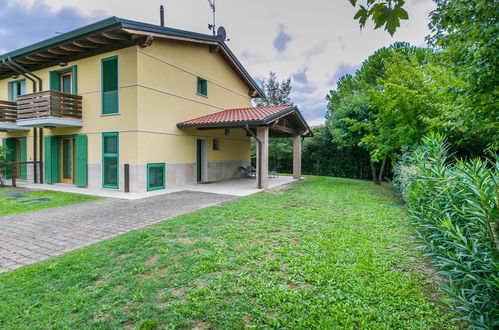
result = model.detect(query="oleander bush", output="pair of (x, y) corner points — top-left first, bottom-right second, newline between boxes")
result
(393, 134), (499, 329)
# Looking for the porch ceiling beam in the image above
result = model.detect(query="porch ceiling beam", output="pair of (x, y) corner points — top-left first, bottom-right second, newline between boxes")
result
(15, 58), (38, 65)
(72, 40), (99, 48)
(101, 31), (129, 40)
(35, 52), (58, 59)
(47, 48), (73, 55)
(24, 55), (47, 62)
(271, 123), (298, 135)
(85, 36), (113, 45)
(59, 44), (85, 52)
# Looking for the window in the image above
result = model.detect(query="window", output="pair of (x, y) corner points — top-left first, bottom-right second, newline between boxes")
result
(102, 132), (119, 189)
(8, 79), (26, 102)
(49, 66), (77, 94)
(196, 77), (208, 96)
(213, 139), (220, 150)
(102, 56), (119, 114)
(60, 72), (72, 94)
(147, 163), (165, 191)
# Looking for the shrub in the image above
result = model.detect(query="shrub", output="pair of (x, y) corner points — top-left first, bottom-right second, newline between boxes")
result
(394, 134), (499, 328)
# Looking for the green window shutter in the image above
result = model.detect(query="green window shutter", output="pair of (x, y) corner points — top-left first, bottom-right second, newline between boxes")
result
(52, 137), (60, 183)
(44, 136), (53, 183)
(49, 71), (60, 91)
(102, 56), (119, 114)
(202, 80), (208, 96)
(102, 132), (119, 189)
(20, 80), (26, 95)
(19, 138), (27, 180)
(44, 136), (60, 184)
(75, 134), (87, 187)
(71, 65), (78, 94)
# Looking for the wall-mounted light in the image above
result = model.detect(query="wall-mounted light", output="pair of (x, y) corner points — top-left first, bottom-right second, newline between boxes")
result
(59, 62), (67, 67)
(11, 75), (18, 79)
(224, 129), (230, 135)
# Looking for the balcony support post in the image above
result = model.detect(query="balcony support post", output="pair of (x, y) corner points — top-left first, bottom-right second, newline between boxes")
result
(39, 128), (43, 184)
(33, 128), (37, 183)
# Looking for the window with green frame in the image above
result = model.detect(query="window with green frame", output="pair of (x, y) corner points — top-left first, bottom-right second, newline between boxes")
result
(147, 163), (165, 191)
(102, 132), (119, 189)
(196, 77), (208, 96)
(8, 79), (26, 102)
(49, 66), (78, 94)
(102, 56), (119, 114)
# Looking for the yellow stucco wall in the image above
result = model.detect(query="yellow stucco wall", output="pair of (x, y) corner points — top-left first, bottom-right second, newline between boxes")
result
(0, 38), (252, 168)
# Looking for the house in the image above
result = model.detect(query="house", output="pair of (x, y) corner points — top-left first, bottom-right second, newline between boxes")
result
(0, 17), (311, 193)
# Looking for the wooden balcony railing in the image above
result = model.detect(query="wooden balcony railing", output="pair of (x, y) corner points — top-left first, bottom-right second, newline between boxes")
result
(17, 91), (82, 120)
(0, 100), (17, 122)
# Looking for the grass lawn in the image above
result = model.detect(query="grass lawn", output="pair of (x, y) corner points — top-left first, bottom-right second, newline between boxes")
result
(0, 177), (458, 328)
(0, 190), (101, 216)
(0, 186), (19, 191)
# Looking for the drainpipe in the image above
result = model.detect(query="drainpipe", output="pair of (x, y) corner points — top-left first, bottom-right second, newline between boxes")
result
(9, 58), (44, 183)
(2, 59), (37, 92)
(244, 124), (262, 189)
(8, 58), (42, 91)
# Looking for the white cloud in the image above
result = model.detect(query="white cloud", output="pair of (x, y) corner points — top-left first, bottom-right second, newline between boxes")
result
(12, 0), (436, 124)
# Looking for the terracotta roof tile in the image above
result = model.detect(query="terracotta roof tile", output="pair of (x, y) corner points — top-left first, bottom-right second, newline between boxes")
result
(178, 104), (294, 126)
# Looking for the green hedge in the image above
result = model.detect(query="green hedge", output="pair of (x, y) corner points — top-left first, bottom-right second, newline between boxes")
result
(393, 134), (499, 328)
(252, 126), (385, 180)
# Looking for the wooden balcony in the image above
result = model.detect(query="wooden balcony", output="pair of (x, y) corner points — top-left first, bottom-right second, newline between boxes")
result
(16, 91), (83, 128)
(0, 100), (17, 122)
(0, 100), (28, 131)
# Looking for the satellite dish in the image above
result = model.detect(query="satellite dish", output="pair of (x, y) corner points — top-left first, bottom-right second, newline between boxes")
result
(217, 26), (227, 41)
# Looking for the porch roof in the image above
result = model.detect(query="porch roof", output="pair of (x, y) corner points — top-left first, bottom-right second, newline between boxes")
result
(177, 104), (312, 137)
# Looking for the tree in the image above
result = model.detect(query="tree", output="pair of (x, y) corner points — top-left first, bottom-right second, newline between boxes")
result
(427, 0), (499, 151)
(347, 0), (409, 36)
(253, 72), (293, 171)
(0, 146), (7, 186)
(254, 72), (292, 107)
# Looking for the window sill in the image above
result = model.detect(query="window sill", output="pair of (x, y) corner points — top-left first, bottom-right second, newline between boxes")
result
(195, 93), (208, 98)
(100, 113), (120, 117)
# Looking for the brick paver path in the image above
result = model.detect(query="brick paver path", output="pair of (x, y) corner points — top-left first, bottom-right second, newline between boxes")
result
(0, 191), (236, 273)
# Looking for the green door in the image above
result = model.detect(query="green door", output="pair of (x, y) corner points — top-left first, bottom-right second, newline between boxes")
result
(196, 140), (202, 182)
(75, 135), (87, 187)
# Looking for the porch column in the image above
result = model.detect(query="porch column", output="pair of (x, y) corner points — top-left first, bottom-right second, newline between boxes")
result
(293, 135), (302, 180)
(256, 126), (269, 189)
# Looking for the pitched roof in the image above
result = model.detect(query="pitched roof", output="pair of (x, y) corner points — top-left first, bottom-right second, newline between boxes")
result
(177, 104), (312, 137)
(0, 17), (264, 97)
(179, 105), (294, 126)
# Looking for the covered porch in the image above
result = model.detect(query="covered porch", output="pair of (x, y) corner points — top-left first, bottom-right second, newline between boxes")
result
(14, 175), (297, 199)
(177, 104), (313, 189)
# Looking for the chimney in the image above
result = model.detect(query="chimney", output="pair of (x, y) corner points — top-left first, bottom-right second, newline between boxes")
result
(160, 5), (165, 27)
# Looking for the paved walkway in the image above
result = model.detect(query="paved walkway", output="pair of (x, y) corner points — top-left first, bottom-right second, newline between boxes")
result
(0, 191), (236, 273)
(15, 176), (297, 199)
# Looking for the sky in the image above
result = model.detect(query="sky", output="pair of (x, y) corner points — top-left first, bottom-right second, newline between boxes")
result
(0, 0), (436, 126)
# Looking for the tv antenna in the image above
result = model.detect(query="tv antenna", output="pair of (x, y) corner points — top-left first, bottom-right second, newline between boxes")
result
(207, 0), (216, 36)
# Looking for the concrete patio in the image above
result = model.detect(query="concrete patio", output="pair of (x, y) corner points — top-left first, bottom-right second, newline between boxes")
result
(12, 175), (298, 199)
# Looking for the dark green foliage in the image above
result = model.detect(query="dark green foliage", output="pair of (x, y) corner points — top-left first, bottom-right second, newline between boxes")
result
(302, 125), (375, 179)
(252, 126), (379, 180)
(348, 0), (409, 35)
(393, 134), (499, 328)
(427, 0), (499, 151)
